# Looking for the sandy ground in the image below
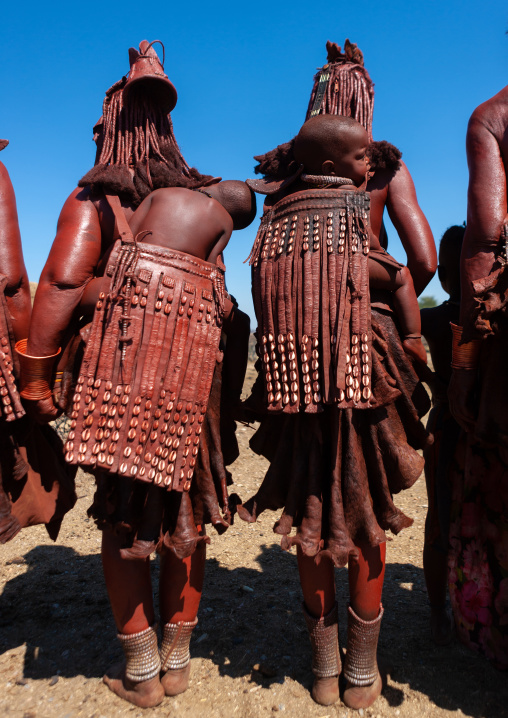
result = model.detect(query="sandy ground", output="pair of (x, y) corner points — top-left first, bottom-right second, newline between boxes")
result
(1, 363), (508, 718)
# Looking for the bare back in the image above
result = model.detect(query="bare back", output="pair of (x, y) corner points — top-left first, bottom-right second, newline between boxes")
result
(129, 187), (233, 265)
(460, 85), (508, 328)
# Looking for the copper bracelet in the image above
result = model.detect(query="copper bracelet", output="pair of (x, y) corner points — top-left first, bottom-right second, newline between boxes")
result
(15, 339), (62, 400)
(450, 323), (481, 370)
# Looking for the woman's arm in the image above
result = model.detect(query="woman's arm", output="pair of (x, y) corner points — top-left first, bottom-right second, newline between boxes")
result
(0, 162), (31, 341)
(386, 161), (437, 296)
(25, 187), (103, 421)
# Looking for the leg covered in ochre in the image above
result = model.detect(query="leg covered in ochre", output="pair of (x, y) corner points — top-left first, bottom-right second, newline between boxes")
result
(159, 542), (205, 696)
(298, 548), (340, 705)
(101, 530), (164, 707)
(343, 542), (385, 710)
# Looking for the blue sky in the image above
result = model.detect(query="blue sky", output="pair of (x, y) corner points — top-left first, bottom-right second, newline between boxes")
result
(2, 1), (507, 320)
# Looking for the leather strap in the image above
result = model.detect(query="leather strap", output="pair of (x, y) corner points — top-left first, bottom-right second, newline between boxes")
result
(105, 194), (135, 244)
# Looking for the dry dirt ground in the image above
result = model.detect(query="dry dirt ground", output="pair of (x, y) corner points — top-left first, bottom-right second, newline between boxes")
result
(1, 362), (508, 718)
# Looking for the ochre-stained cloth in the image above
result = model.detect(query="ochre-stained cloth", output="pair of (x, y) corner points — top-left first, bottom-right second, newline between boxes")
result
(448, 261), (508, 669)
(88, 354), (240, 559)
(237, 308), (431, 567)
(0, 417), (78, 543)
(0, 276), (77, 544)
(462, 258), (508, 446)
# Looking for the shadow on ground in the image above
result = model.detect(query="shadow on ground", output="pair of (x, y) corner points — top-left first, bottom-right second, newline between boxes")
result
(1, 543), (507, 717)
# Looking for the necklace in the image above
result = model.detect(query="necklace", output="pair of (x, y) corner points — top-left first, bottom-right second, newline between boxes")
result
(301, 173), (355, 187)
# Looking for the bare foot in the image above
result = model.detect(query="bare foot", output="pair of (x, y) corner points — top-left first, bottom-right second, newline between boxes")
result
(311, 675), (340, 706)
(343, 670), (383, 710)
(430, 606), (453, 646)
(103, 662), (165, 707)
(161, 663), (191, 696)
(403, 336), (427, 364)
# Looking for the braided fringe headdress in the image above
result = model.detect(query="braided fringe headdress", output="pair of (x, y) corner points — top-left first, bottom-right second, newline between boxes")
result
(306, 40), (375, 141)
(79, 41), (214, 205)
(253, 40), (377, 182)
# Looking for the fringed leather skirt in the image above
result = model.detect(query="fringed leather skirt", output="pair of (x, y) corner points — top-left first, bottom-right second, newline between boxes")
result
(88, 355), (238, 559)
(75, 241), (237, 559)
(238, 308), (431, 567)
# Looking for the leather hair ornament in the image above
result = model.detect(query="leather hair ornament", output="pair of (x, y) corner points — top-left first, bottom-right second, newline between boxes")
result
(123, 40), (177, 114)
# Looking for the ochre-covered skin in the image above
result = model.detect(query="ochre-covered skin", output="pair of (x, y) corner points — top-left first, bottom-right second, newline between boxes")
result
(460, 86), (508, 330)
(304, 40), (436, 296)
(367, 162), (436, 296)
(27, 181), (253, 421)
(28, 179), (254, 503)
(0, 162), (31, 342)
(261, 158), (436, 296)
(25, 177), (254, 707)
(257, 115), (429, 364)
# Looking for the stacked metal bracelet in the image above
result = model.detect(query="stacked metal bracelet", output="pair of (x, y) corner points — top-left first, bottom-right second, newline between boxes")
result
(160, 617), (198, 671)
(303, 602), (341, 678)
(15, 339), (61, 400)
(450, 323), (481, 369)
(343, 605), (384, 687)
(117, 625), (161, 683)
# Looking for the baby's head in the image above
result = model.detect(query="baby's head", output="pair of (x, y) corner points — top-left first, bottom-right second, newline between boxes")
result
(294, 115), (369, 186)
(205, 180), (256, 230)
(438, 225), (465, 298)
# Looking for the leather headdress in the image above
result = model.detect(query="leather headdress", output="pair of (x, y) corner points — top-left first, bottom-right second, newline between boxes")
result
(324, 39), (365, 66)
(123, 40), (177, 113)
(0, 140), (8, 152)
(306, 39), (375, 141)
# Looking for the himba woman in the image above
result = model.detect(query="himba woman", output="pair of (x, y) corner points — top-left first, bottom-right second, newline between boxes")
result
(238, 40), (436, 709)
(18, 41), (254, 708)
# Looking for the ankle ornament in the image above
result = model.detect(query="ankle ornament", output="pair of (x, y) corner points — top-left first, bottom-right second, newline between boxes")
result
(117, 625), (161, 683)
(343, 605), (383, 687)
(160, 618), (198, 671)
(303, 602), (341, 678)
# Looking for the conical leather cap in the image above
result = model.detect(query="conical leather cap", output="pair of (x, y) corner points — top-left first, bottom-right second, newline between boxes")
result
(123, 40), (177, 113)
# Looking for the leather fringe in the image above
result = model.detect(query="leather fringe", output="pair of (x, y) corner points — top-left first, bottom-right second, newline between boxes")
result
(65, 242), (224, 492)
(249, 189), (373, 412)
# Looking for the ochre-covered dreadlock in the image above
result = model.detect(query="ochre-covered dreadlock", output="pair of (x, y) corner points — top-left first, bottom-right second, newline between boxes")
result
(253, 40), (401, 183)
(253, 138), (298, 180)
(305, 40), (375, 141)
(79, 76), (214, 206)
